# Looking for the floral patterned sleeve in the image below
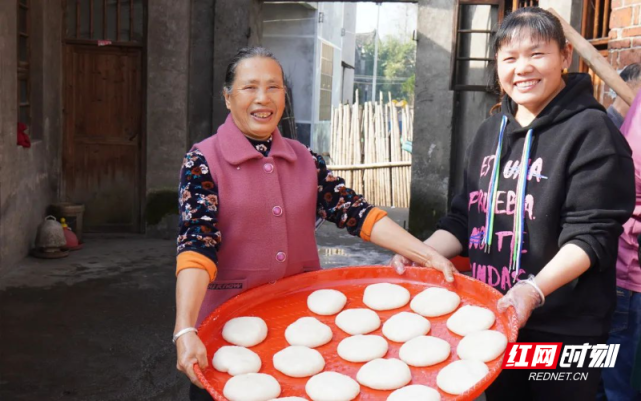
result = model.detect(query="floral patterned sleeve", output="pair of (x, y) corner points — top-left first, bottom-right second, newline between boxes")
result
(176, 150), (221, 264)
(311, 149), (374, 236)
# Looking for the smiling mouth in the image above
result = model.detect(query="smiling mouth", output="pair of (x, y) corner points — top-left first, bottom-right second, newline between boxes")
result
(251, 111), (273, 120)
(514, 80), (540, 90)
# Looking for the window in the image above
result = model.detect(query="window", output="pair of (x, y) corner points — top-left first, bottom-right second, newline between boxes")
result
(319, 42), (334, 121)
(509, 0), (539, 9)
(451, 1), (504, 92)
(451, 1), (546, 92)
(65, 0), (144, 43)
(581, 0), (611, 43)
(18, 0), (30, 126)
(579, 0), (612, 101)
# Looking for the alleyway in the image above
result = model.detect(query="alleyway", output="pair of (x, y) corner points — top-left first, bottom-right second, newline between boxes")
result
(0, 210), (403, 400)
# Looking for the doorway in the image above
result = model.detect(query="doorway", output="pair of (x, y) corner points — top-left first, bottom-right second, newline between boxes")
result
(62, 0), (145, 232)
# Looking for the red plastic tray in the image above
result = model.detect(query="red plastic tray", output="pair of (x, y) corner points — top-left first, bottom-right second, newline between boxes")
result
(195, 266), (519, 400)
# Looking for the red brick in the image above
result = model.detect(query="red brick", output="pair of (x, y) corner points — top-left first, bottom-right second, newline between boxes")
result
(610, 52), (620, 69)
(610, 7), (633, 28)
(625, 0), (641, 5)
(609, 39), (632, 49)
(619, 48), (641, 65)
(612, 0), (623, 7)
(610, 29), (619, 39)
(633, 37), (641, 47)
(622, 26), (641, 37)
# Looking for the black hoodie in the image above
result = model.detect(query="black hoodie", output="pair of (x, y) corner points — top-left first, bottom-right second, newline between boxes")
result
(438, 74), (635, 336)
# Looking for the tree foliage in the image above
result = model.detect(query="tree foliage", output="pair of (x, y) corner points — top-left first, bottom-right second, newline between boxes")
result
(357, 36), (416, 103)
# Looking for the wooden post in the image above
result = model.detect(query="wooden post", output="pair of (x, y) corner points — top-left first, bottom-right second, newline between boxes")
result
(545, 7), (635, 106)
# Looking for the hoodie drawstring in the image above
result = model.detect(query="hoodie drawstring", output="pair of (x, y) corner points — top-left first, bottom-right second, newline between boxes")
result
(482, 115), (533, 281)
(482, 116), (508, 251)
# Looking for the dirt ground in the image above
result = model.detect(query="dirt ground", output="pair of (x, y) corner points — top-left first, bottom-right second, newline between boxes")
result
(0, 211), (401, 400)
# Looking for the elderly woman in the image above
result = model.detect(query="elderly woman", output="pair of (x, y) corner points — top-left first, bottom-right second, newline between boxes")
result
(174, 47), (455, 400)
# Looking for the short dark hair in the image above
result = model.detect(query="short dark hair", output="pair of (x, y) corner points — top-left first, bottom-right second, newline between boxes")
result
(620, 63), (641, 83)
(493, 7), (566, 55)
(223, 47), (285, 93)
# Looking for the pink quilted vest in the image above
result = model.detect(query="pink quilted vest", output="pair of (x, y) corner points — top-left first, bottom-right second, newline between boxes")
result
(193, 114), (321, 325)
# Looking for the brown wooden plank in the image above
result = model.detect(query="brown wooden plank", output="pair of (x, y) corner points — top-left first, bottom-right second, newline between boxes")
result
(579, 0), (590, 71)
(62, 45), (74, 197)
(103, 0), (107, 39)
(65, 38), (143, 47)
(589, 37), (609, 46)
(18, 0), (31, 125)
(593, 0), (602, 39)
(63, 44), (142, 231)
(602, 0), (611, 38)
(449, 0), (460, 91)
(581, 0), (589, 37)
(130, 0), (134, 38)
(90, 0), (93, 39)
(117, 0), (121, 41)
(76, 0), (80, 39)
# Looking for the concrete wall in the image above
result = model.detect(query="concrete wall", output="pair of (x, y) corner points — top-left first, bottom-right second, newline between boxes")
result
(408, 0), (455, 239)
(313, 2), (348, 154)
(0, 0), (63, 271)
(450, 92), (497, 198)
(317, 2), (343, 45)
(212, 0), (259, 131)
(145, 0), (191, 235)
(449, 4), (498, 200)
(263, 2), (354, 153)
(341, 3), (357, 103)
(263, 3), (316, 125)
(188, 0), (215, 145)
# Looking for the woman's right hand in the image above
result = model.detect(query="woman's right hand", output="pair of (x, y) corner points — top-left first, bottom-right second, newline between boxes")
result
(176, 331), (209, 388)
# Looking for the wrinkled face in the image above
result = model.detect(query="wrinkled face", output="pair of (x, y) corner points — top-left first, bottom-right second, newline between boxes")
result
(496, 33), (572, 116)
(224, 57), (286, 140)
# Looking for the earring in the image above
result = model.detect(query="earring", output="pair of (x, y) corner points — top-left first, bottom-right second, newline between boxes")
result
(562, 68), (568, 74)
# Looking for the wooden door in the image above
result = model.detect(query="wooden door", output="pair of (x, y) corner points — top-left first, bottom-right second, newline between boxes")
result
(63, 44), (142, 232)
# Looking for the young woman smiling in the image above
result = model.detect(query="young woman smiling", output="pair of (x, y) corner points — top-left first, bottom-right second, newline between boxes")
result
(392, 7), (635, 400)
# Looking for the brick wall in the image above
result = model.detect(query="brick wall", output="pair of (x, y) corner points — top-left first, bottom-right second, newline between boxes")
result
(602, 0), (641, 106)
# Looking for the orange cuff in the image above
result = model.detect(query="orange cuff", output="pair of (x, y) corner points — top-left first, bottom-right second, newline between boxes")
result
(360, 207), (388, 242)
(176, 251), (217, 282)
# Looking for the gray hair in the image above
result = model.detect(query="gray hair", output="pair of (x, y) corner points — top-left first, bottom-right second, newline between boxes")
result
(620, 63), (641, 83)
(223, 47), (285, 93)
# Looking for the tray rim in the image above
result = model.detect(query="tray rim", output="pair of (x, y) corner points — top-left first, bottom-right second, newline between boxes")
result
(195, 265), (519, 401)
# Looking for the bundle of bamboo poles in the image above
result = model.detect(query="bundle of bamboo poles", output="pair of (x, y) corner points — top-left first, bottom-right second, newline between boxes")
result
(329, 92), (413, 208)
